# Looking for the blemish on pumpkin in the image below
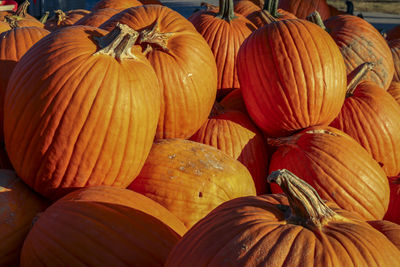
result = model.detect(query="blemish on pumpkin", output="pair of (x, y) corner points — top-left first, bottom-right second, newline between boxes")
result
(198, 192), (203, 197)
(179, 166), (185, 171)
(168, 154), (176, 159)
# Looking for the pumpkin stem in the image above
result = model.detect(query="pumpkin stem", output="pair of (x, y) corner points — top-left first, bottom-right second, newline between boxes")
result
(139, 21), (174, 53)
(306, 11), (326, 31)
(216, 0), (237, 22)
(94, 23), (140, 61)
(39, 11), (50, 24)
(54, 10), (67, 26)
(263, 0), (279, 18)
(268, 169), (337, 228)
(15, 0), (29, 17)
(346, 62), (374, 97)
(4, 15), (20, 28)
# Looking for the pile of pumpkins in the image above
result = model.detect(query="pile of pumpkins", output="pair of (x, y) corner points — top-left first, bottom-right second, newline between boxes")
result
(1, 0), (400, 265)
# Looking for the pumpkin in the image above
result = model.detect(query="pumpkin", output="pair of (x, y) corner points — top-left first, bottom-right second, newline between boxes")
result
(330, 63), (400, 176)
(166, 169), (400, 266)
(237, 18), (346, 137)
(278, 0), (330, 20)
(324, 15), (394, 90)
(92, 0), (162, 11)
(0, 27), (50, 145)
(20, 186), (186, 266)
(129, 139), (256, 229)
(389, 39), (400, 82)
(388, 81), (400, 104)
(4, 24), (161, 200)
(0, 21), (11, 33)
(384, 176), (400, 224)
(101, 5), (218, 139)
(219, 88), (248, 114)
(269, 126), (389, 220)
(74, 8), (120, 28)
(0, 169), (47, 266)
(327, 4), (345, 17)
(0, 0), (36, 21)
(44, 9), (91, 31)
(386, 25), (400, 41)
(1, 0), (43, 28)
(189, 0), (256, 100)
(368, 220), (400, 250)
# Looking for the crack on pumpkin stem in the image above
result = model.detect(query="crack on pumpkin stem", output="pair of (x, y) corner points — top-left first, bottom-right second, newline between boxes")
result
(139, 21), (174, 53)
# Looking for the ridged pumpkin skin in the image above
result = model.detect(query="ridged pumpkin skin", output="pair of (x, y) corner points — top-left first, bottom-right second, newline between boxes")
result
(45, 9), (91, 31)
(92, 0), (162, 11)
(219, 88), (248, 114)
(325, 15), (394, 90)
(368, 220), (400, 250)
(279, 0), (331, 20)
(390, 39), (400, 82)
(0, 170), (47, 266)
(4, 25), (161, 200)
(384, 176), (400, 224)
(269, 126), (389, 220)
(387, 25), (400, 41)
(388, 81), (400, 104)
(166, 171), (400, 266)
(237, 19), (346, 137)
(129, 139), (256, 229)
(330, 81), (400, 176)
(190, 109), (269, 195)
(0, 27), (50, 143)
(101, 5), (218, 139)
(74, 8), (120, 27)
(0, 21), (10, 33)
(20, 186), (186, 267)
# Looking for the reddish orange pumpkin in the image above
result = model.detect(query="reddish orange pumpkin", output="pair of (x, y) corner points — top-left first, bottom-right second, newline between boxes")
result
(45, 9), (90, 31)
(237, 19), (346, 137)
(390, 39), (400, 82)
(92, 0), (162, 11)
(327, 4), (345, 17)
(166, 169), (400, 266)
(384, 176), (400, 224)
(0, 169), (47, 266)
(219, 88), (248, 114)
(388, 81), (400, 104)
(74, 8), (120, 27)
(279, 0), (330, 20)
(101, 5), (217, 139)
(4, 24), (161, 200)
(129, 139), (256, 229)
(20, 186), (186, 266)
(324, 15), (394, 90)
(269, 126), (389, 220)
(368, 220), (400, 250)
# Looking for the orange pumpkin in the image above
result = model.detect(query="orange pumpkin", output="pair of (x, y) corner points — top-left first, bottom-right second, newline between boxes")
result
(20, 186), (186, 266)
(368, 220), (400, 250)
(92, 0), (162, 11)
(388, 81), (400, 104)
(219, 88), (248, 114)
(0, 21), (11, 33)
(45, 9), (90, 31)
(74, 8), (120, 27)
(4, 24), (161, 200)
(279, 0), (331, 20)
(389, 39), (400, 82)
(1, 0), (43, 28)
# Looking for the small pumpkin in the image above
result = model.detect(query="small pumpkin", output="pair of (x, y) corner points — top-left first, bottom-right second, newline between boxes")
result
(44, 9), (90, 31)
(1, 0), (43, 28)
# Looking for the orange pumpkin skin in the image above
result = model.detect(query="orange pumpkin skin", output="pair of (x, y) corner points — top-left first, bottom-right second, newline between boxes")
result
(20, 186), (186, 266)
(0, 21), (11, 33)
(189, 1), (256, 100)
(237, 19), (346, 137)
(384, 176), (400, 224)
(45, 9), (91, 31)
(389, 39), (400, 82)
(190, 109), (270, 195)
(0, 27), (50, 143)
(279, 0), (330, 20)
(388, 81), (400, 104)
(219, 88), (248, 114)
(166, 173), (400, 266)
(387, 25), (400, 41)
(325, 15), (394, 90)
(4, 25), (161, 200)
(368, 220), (400, 250)
(327, 4), (345, 17)
(330, 81), (400, 177)
(0, 170), (47, 266)
(129, 139), (256, 229)
(92, 0), (162, 11)
(74, 8), (120, 27)
(101, 6), (217, 139)
(269, 126), (389, 220)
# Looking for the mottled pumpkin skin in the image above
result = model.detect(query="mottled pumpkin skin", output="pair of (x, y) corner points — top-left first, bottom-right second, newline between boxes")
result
(384, 176), (400, 224)
(389, 39), (400, 82)
(325, 15), (394, 90)
(101, 5), (217, 139)
(4, 26), (161, 200)
(388, 81), (400, 104)
(368, 220), (400, 250)
(166, 194), (400, 266)
(45, 9), (91, 31)
(269, 126), (389, 220)
(0, 170), (47, 266)
(0, 27), (50, 144)
(129, 139), (256, 229)
(330, 81), (400, 176)
(74, 8), (120, 27)
(237, 19), (346, 137)
(279, 0), (331, 20)
(20, 186), (186, 267)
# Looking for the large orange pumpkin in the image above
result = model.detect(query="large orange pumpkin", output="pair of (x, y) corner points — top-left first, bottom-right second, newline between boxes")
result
(74, 8), (120, 28)
(129, 139), (256, 229)
(101, 5), (217, 139)
(384, 176), (400, 224)
(269, 126), (389, 220)
(237, 18), (346, 137)
(166, 169), (400, 266)
(0, 169), (47, 266)
(389, 39), (400, 82)
(20, 186), (186, 266)
(44, 9), (90, 31)
(4, 24), (161, 200)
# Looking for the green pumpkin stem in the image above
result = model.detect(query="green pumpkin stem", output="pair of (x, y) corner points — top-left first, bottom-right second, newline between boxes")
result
(267, 169), (337, 228)
(346, 62), (374, 97)
(216, 0), (237, 22)
(15, 0), (30, 17)
(306, 11), (326, 31)
(263, 0), (279, 18)
(39, 11), (49, 24)
(94, 23), (139, 61)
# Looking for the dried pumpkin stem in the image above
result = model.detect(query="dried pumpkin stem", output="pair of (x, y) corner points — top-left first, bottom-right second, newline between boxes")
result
(4, 15), (20, 29)
(40, 11), (50, 24)
(54, 10), (67, 25)
(263, 0), (279, 18)
(306, 11), (326, 31)
(216, 0), (237, 22)
(267, 169), (337, 228)
(346, 62), (374, 97)
(15, 0), (29, 17)
(94, 23), (140, 61)
(139, 21), (173, 53)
